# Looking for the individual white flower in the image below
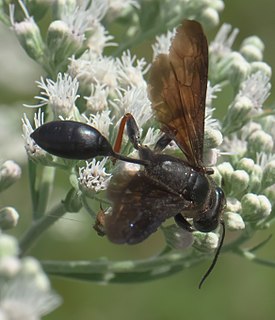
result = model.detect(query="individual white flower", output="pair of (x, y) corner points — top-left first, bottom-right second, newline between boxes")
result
(193, 231), (219, 253)
(9, 0), (44, 61)
(224, 212), (245, 231)
(209, 23), (239, 57)
(261, 115), (275, 142)
(142, 127), (162, 149)
(205, 106), (221, 131)
(0, 259), (61, 319)
(69, 54), (118, 91)
(0, 161), (21, 193)
(256, 152), (275, 169)
(206, 81), (221, 108)
(247, 129), (274, 156)
(60, 0), (108, 43)
(22, 110), (49, 160)
(236, 71), (271, 113)
(0, 256), (21, 277)
(107, 0), (140, 18)
(24, 73), (80, 118)
(78, 158), (112, 194)
(84, 82), (109, 113)
(116, 51), (149, 88)
(222, 134), (247, 156)
(162, 224), (194, 250)
(241, 193), (272, 222)
(0, 207), (19, 230)
(111, 86), (152, 127)
(87, 24), (117, 55)
(85, 110), (113, 138)
(152, 28), (176, 58)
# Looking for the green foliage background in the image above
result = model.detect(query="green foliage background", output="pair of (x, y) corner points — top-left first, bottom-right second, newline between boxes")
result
(1, 0), (275, 319)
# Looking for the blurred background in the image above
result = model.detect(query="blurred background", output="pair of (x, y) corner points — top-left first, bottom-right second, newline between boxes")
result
(1, 0), (275, 319)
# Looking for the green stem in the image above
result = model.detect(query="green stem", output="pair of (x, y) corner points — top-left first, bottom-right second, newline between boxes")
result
(28, 160), (38, 215)
(234, 247), (275, 268)
(250, 256), (275, 268)
(41, 251), (205, 284)
(35, 166), (56, 219)
(19, 202), (67, 256)
(82, 195), (97, 220)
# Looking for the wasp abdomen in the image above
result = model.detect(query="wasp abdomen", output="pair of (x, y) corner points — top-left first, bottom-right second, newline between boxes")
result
(31, 120), (114, 160)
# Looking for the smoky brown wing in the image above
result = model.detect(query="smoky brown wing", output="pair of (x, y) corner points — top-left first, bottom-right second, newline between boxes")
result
(105, 170), (189, 244)
(149, 20), (208, 168)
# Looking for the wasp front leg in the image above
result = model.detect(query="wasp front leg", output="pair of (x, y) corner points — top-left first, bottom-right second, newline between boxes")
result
(174, 213), (194, 232)
(114, 113), (142, 153)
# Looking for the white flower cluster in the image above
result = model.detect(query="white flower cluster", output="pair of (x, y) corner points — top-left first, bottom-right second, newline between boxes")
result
(207, 23), (274, 234)
(9, 0), (273, 258)
(0, 233), (61, 319)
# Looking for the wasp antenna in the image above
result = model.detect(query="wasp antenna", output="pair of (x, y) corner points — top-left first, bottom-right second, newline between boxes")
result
(198, 220), (225, 289)
(113, 152), (149, 166)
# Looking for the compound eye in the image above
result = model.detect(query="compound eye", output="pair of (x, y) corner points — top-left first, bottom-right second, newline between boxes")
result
(193, 187), (225, 233)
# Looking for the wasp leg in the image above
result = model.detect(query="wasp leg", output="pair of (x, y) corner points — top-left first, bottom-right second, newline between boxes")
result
(114, 113), (141, 153)
(174, 213), (194, 232)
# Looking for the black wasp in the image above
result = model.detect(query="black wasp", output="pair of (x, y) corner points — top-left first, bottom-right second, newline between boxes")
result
(31, 20), (226, 287)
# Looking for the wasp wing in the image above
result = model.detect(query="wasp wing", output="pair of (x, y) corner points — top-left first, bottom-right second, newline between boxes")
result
(105, 169), (190, 244)
(149, 20), (208, 168)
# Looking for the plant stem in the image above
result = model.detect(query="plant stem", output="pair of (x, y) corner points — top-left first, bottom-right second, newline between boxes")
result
(19, 202), (67, 256)
(35, 166), (56, 219)
(41, 251), (205, 284)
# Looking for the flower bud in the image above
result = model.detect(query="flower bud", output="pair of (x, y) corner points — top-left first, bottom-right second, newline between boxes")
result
(241, 45), (263, 62)
(200, 8), (220, 28)
(262, 160), (275, 189)
(226, 197), (242, 212)
(236, 158), (255, 173)
(47, 20), (83, 69)
(0, 234), (19, 258)
(0, 161), (21, 192)
(209, 0), (225, 11)
(64, 188), (82, 213)
(224, 97), (253, 132)
(230, 170), (250, 195)
(211, 168), (222, 186)
(193, 231), (219, 253)
(241, 36), (265, 52)
(0, 207), (19, 230)
(162, 224), (194, 250)
(263, 185), (275, 203)
(21, 257), (50, 290)
(236, 158), (262, 192)
(247, 130), (273, 156)
(224, 212), (245, 231)
(0, 256), (21, 277)
(249, 164), (263, 193)
(204, 128), (223, 149)
(217, 162), (234, 183)
(241, 193), (271, 222)
(250, 62), (272, 78)
(228, 52), (250, 89)
(12, 16), (44, 62)
(240, 36), (264, 62)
